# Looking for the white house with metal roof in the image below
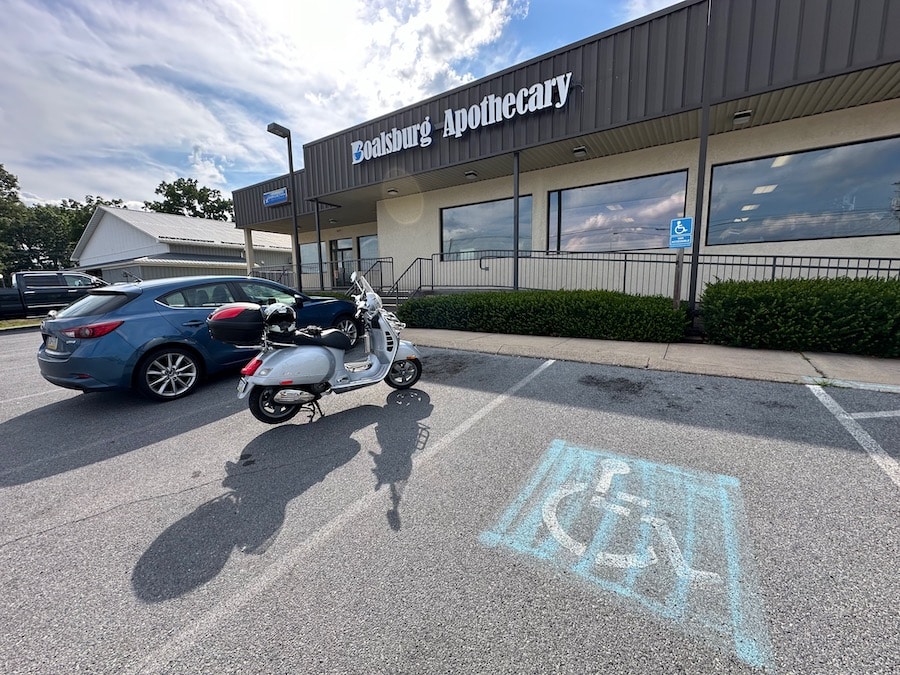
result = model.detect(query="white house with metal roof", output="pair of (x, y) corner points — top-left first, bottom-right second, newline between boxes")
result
(71, 206), (292, 283)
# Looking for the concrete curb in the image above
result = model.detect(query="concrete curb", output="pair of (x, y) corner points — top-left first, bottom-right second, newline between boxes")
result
(402, 328), (900, 389)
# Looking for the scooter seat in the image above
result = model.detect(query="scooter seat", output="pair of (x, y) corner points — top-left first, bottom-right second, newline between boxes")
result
(290, 327), (353, 351)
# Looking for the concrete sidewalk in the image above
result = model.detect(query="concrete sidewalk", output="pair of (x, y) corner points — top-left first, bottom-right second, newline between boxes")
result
(403, 328), (900, 392)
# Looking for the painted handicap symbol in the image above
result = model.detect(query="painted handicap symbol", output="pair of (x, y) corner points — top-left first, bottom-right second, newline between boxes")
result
(481, 441), (774, 670)
(542, 458), (721, 586)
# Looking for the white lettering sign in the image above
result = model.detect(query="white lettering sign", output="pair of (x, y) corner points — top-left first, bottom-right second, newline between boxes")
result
(443, 72), (573, 140)
(351, 117), (434, 165)
(349, 71), (575, 164)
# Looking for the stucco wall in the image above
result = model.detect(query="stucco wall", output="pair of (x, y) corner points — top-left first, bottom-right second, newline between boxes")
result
(376, 98), (899, 275)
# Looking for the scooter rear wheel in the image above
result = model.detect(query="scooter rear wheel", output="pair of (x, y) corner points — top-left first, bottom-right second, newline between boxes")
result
(248, 386), (303, 424)
(384, 358), (422, 389)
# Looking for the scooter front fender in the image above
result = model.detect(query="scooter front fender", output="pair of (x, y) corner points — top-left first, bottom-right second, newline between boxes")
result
(396, 339), (422, 362)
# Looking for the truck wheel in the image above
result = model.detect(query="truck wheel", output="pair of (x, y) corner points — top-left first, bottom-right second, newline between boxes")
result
(136, 347), (202, 401)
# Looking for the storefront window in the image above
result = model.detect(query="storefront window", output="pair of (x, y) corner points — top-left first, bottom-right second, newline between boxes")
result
(708, 136), (900, 245)
(358, 235), (378, 261)
(548, 172), (687, 252)
(441, 196), (532, 259)
(299, 242), (326, 274)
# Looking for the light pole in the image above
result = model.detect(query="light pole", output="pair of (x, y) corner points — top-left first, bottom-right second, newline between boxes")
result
(267, 122), (303, 292)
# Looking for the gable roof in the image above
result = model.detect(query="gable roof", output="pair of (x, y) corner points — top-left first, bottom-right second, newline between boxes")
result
(72, 206), (291, 261)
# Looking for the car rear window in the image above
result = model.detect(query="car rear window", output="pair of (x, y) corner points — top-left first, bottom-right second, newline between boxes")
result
(54, 292), (132, 318)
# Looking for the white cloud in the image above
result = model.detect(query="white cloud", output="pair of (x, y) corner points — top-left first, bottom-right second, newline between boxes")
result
(0, 0), (526, 204)
(620, 0), (682, 21)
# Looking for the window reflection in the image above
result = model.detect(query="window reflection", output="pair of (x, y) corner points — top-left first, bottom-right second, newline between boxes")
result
(358, 235), (378, 260)
(708, 136), (900, 244)
(548, 172), (687, 252)
(441, 196), (532, 259)
(299, 242), (326, 273)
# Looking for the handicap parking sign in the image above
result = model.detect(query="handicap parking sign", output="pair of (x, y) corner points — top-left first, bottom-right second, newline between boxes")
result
(481, 440), (773, 669)
(670, 217), (693, 248)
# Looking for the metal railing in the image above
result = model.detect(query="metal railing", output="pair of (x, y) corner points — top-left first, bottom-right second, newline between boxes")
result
(246, 250), (899, 309)
(251, 257), (395, 294)
(388, 250), (900, 307)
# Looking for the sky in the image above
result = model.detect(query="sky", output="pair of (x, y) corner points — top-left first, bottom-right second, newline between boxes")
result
(0, 0), (680, 209)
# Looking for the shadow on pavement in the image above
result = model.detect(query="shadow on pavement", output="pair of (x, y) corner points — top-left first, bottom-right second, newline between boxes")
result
(0, 373), (242, 488)
(131, 389), (433, 602)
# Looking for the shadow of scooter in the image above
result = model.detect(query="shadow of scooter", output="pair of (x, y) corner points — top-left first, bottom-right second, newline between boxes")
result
(131, 389), (432, 602)
(369, 389), (433, 531)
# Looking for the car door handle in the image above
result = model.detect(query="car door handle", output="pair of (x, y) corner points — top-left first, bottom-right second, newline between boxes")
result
(182, 320), (206, 327)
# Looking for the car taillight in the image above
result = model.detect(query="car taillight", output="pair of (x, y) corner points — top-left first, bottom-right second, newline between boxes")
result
(241, 357), (263, 376)
(61, 320), (124, 339)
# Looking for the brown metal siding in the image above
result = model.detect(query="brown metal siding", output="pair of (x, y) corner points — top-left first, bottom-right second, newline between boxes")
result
(707, 0), (900, 102)
(303, 0), (710, 197)
(233, 170), (313, 228)
(290, 0), (897, 200)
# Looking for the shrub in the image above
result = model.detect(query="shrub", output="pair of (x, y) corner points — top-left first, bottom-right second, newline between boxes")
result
(397, 290), (688, 343)
(701, 277), (900, 357)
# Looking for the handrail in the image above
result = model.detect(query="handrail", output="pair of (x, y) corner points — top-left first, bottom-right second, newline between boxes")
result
(386, 250), (900, 309)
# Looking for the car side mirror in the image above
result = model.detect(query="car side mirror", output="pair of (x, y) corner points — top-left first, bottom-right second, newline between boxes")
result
(293, 294), (305, 309)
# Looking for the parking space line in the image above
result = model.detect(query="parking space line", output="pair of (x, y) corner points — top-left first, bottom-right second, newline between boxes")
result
(802, 376), (900, 395)
(1, 389), (72, 405)
(807, 385), (900, 490)
(850, 410), (900, 420)
(129, 359), (557, 674)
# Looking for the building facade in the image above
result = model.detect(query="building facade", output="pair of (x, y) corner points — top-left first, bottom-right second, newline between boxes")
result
(73, 207), (292, 283)
(233, 0), (900, 302)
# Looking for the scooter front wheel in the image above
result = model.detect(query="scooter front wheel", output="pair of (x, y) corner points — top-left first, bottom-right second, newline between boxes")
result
(384, 358), (422, 389)
(248, 386), (303, 424)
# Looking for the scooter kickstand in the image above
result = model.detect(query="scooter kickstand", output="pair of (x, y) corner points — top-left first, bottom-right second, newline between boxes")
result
(303, 400), (325, 420)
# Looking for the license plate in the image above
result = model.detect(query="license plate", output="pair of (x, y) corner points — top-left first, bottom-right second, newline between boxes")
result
(46, 336), (59, 351)
(237, 377), (248, 394)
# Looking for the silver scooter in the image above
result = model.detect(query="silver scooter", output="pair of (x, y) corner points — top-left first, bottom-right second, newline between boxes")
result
(208, 271), (422, 424)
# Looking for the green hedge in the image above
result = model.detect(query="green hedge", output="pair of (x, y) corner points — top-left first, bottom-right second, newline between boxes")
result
(397, 290), (688, 343)
(701, 277), (900, 357)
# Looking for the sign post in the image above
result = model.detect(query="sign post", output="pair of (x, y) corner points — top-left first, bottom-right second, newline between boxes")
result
(669, 217), (693, 309)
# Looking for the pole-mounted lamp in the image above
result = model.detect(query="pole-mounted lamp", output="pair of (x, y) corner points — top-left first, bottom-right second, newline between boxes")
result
(267, 122), (303, 292)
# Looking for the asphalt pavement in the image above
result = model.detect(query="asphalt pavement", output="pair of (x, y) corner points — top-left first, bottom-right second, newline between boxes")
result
(2, 328), (899, 673)
(403, 328), (900, 392)
(7, 322), (899, 391)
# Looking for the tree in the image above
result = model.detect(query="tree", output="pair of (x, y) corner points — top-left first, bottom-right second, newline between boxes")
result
(0, 164), (24, 220)
(0, 164), (26, 279)
(0, 164), (127, 275)
(1, 205), (70, 271)
(143, 178), (233, 221)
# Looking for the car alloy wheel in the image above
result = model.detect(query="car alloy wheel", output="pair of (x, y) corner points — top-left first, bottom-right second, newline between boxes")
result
(137, 347), (201, 401)
(334, 315), (360, 346)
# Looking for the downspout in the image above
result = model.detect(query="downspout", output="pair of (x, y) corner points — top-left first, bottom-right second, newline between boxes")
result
(314, 198), (325, 290)
(513, 151), (520, 290)
(688, 0), (713, 325)
(243, 228), (255, 275)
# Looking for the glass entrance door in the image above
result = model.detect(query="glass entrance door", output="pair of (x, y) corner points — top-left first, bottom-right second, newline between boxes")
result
(329, 238), (354, 287)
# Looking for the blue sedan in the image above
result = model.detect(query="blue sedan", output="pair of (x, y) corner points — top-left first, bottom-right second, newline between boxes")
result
(37, 275), (360, 401)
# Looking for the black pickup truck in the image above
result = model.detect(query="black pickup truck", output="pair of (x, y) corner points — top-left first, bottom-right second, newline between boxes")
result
(0, 271), (107, 319)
